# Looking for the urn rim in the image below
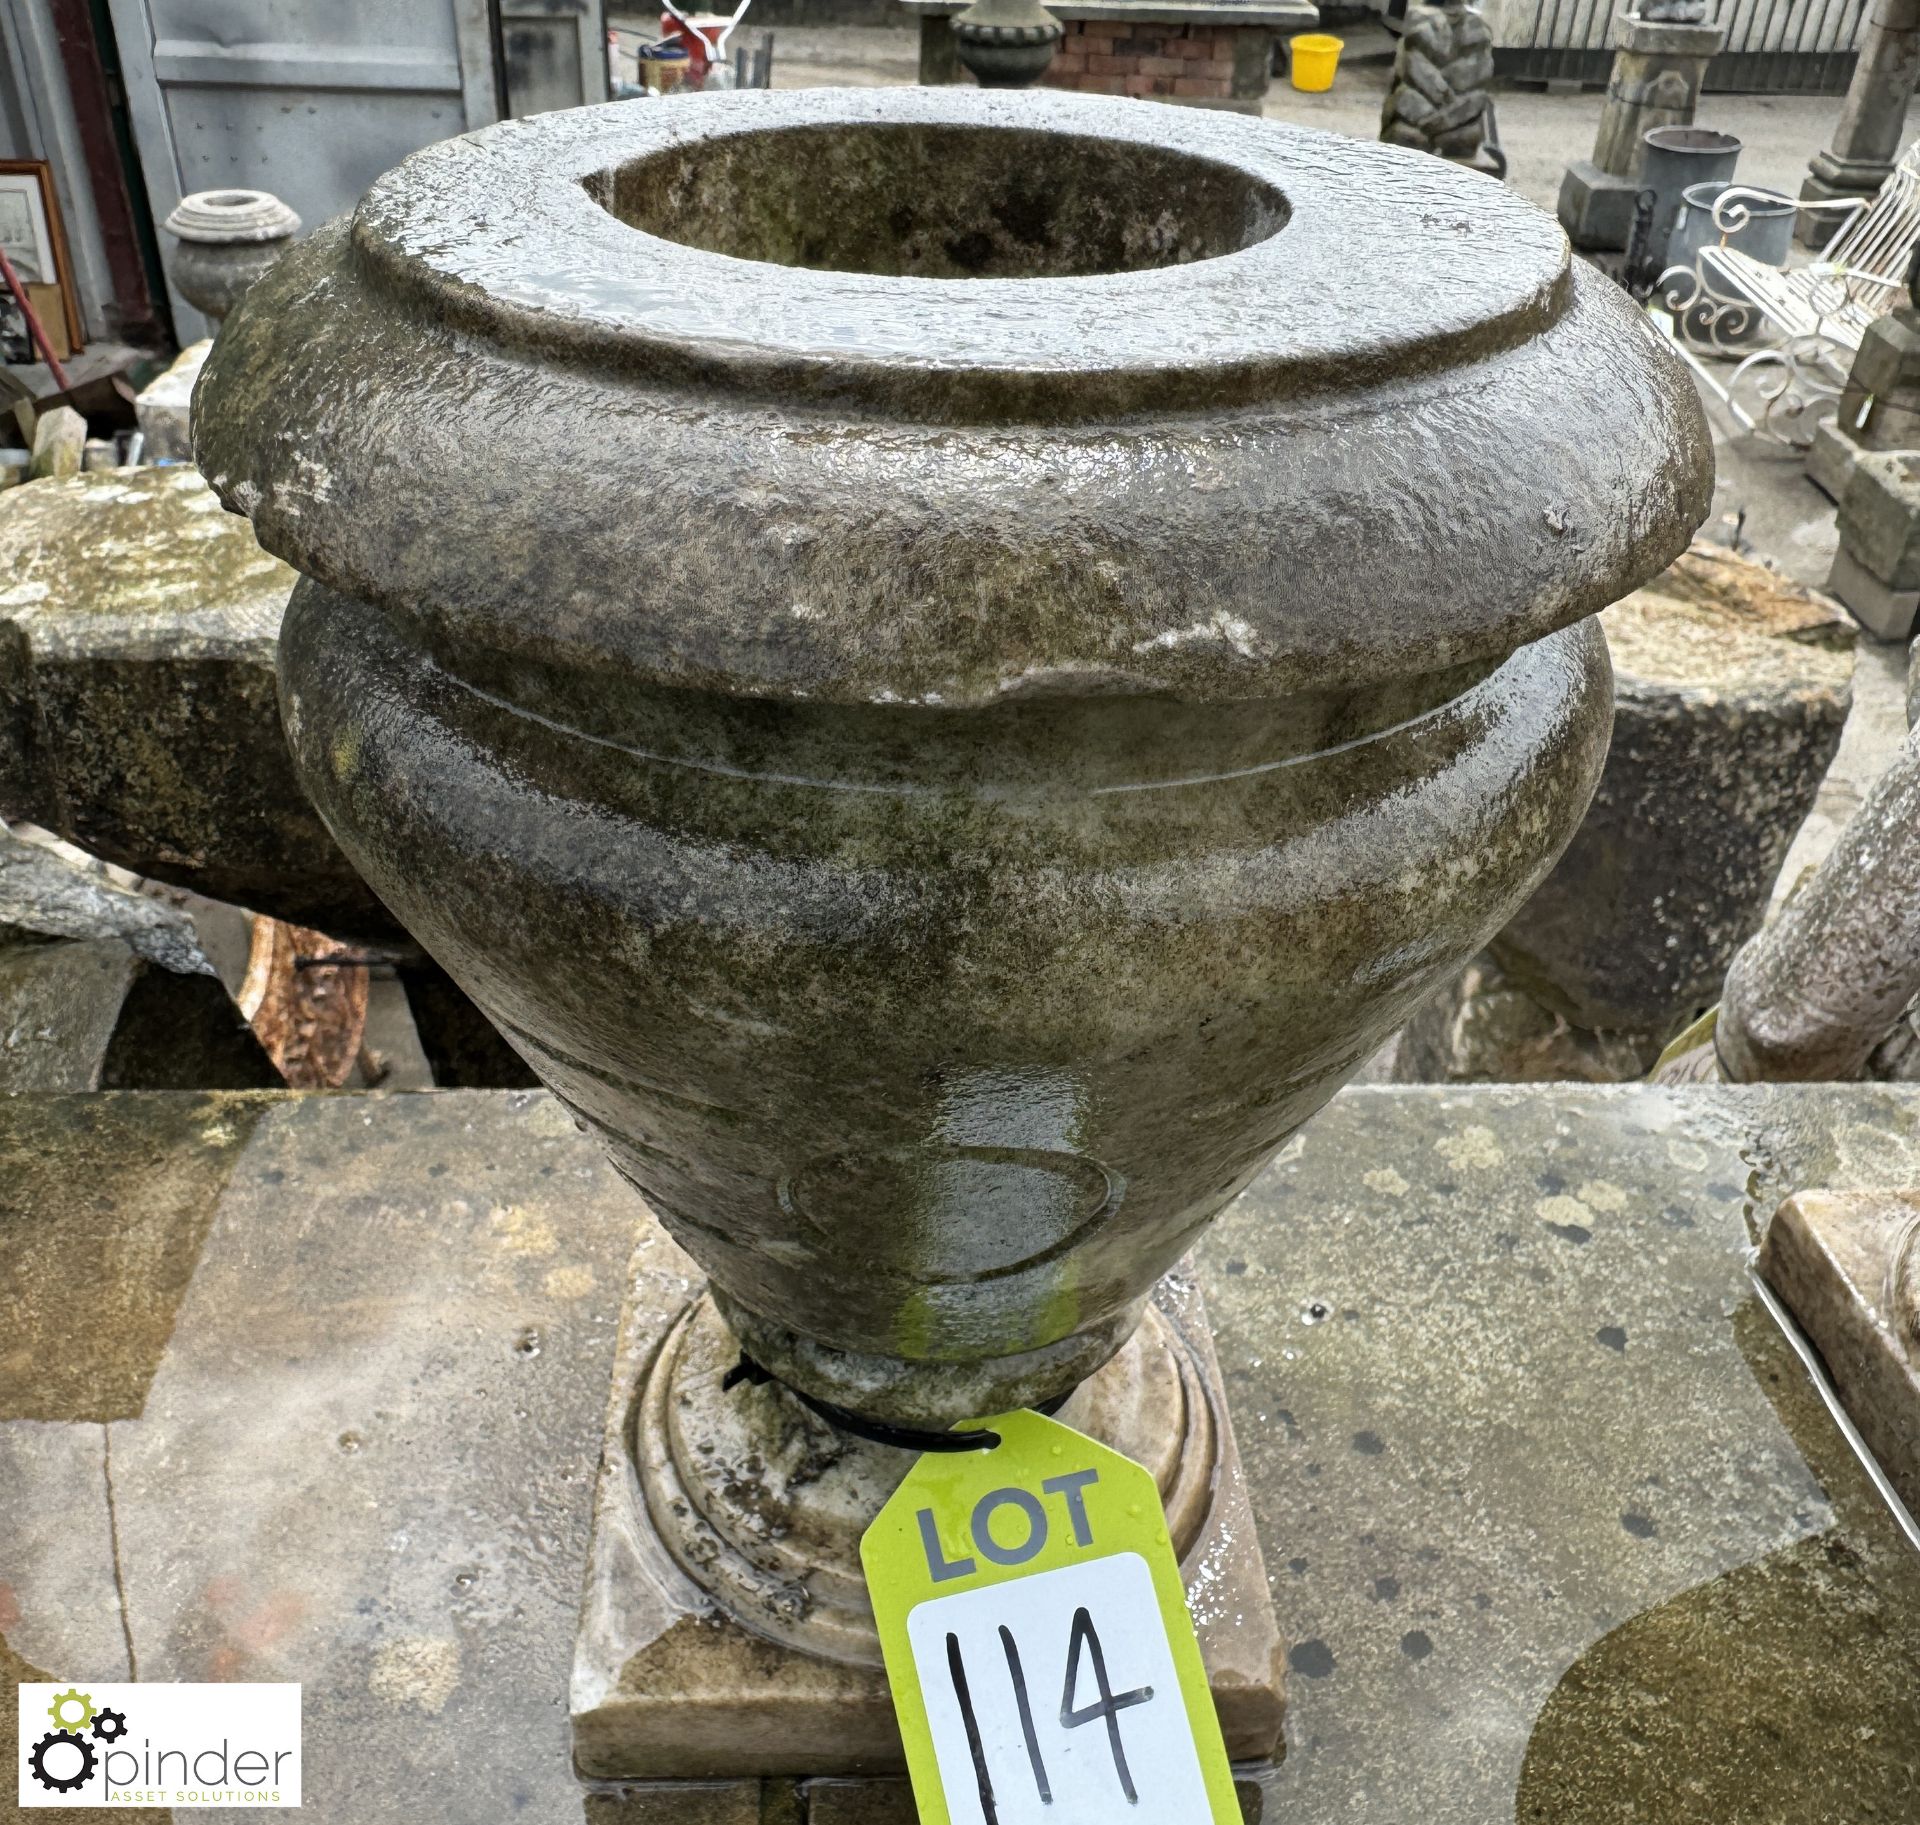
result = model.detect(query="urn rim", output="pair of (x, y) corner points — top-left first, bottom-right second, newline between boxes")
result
(348, 85), (1571, 418)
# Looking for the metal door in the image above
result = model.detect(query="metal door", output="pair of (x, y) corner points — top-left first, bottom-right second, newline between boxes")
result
(106, 0), (607, 341)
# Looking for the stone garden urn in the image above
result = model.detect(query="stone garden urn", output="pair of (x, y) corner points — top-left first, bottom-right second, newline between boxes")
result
(195, 87), (1710, 1772)
(163, 188), (300, 324)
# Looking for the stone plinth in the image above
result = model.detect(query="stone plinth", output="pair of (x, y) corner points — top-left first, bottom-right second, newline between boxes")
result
(1760, 1188), (1920, 1522)
(572, 1267), (1281, 1778)
(1809, 308), (1920, 503)
(0, 466), (396, 941)
(5, 1085), (1920, 1819)
(905, 0), (1311, 109)
(1798, 0), (1920, 245)
(1558, 14), (1727, 252)
(1832, 448), (1920, 639)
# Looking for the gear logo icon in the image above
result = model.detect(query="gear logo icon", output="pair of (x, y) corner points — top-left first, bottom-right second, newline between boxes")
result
(90, 1705), (128, 1743)
(27, 1728), (97, 1794)
(46, 1687), (94, 1731)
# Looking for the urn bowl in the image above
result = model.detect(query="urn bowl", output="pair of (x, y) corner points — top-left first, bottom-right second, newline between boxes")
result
(196, 88), (1711, 1424)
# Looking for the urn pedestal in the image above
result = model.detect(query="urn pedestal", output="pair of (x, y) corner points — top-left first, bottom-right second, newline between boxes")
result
(195, 88), (1710, 1781)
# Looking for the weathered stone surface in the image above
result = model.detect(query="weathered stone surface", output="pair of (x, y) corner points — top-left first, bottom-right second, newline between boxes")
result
(1489, 543), (1853, 1036)
(131, 337), (210, 462)
(1838, 446), (1920, 588)
(0, 935), (281, 1091)
(583, 1782), (802, 1823)
(1721, 726), (1920, 1080)
(3, 1084), (1919, 1819)
(0, 465), (396, 940)
(26, 403), (84, 481)
(1, 1092), (640, 1820)
(197, 87), (1707, 1428)
(1760, 1188), (1920, 1520)
(0, 823), (280, 1090)
(0, 822), (208, 973)
(1393, 952), (1664, 1084)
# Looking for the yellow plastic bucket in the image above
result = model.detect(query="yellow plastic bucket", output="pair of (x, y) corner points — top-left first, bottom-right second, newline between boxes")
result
(1289, 32), (1343, 92)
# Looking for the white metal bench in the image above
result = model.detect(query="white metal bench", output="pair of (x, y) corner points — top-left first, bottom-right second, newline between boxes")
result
(1653, 142), (1920, 447)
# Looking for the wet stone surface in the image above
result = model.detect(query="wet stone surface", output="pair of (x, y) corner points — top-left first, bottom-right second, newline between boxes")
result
(2, 1084), (1918, 1820)
(0, 466), (392, 941)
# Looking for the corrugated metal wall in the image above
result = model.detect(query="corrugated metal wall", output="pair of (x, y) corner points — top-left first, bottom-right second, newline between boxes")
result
(1491, 0), (1871, 94)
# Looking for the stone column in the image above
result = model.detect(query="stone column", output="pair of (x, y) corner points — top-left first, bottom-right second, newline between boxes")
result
(1559, 10), (1728, 252)
(1719, 727), (1920, 1081)
(1799, 0), (1920, 246)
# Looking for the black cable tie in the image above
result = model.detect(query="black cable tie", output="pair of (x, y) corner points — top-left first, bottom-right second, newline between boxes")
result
(719, 1350), (1071, 1453)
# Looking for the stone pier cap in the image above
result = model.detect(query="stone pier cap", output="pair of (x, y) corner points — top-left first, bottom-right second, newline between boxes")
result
(196, 86), (1709, 709)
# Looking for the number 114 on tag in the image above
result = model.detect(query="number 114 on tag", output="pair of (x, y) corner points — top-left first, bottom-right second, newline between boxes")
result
(861, 1410), (1239, 1824)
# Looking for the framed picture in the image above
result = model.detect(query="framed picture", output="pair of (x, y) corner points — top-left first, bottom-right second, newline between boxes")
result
(0, 160), (82, 358)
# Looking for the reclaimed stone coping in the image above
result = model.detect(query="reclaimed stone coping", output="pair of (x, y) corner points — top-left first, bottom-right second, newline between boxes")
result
(3, 1082), (1918, 1818)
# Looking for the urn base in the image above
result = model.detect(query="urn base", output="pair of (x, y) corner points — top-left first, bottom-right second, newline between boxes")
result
(570, 1223), (1285, 1780)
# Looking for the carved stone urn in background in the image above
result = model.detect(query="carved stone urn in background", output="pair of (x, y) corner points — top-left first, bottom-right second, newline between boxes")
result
(950, 0), (1062, 86)
(195, 88), (1710, 1775)
(162, 189), (301, 325)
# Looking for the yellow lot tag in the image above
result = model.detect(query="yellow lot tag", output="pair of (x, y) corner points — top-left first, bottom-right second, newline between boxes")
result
(860, 1408), (1237, 1825)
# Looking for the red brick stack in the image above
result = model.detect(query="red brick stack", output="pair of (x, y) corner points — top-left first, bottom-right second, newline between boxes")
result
(1043, 20), (1245, 101)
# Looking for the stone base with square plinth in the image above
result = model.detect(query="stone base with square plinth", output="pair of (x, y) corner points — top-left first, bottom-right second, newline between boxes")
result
(570, 1248), (1285, 1779)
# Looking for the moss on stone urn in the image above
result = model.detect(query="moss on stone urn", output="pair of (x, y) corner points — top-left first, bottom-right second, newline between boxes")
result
(196, 89), (1710, 1427)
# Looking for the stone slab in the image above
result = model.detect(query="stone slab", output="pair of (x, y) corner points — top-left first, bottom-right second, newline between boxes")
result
(572, 1262), (1282, 1779)
(1828, 539), (1920, 642)
(1557, 159), (1640, 251)
(1759, 1188), (1920, 1522)
(0, 465), (394, 940)
(132, 338), (211, 464)
(4, 1085), (1920, 1820)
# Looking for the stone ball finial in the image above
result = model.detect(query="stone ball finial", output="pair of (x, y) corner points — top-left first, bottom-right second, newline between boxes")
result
(163, 188), (302, 324)
(951, 0), (1063, 87)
